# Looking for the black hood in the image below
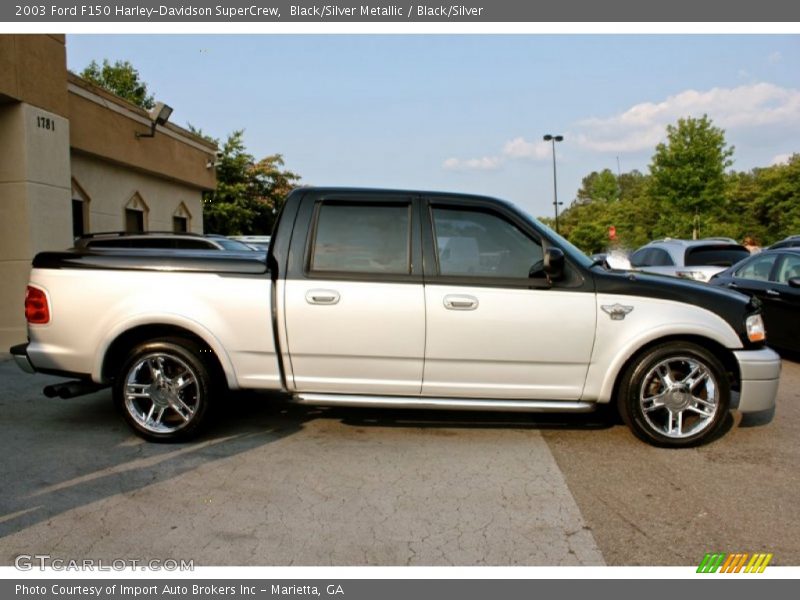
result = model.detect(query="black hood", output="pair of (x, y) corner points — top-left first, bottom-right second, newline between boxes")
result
(592, 267), (762, 347)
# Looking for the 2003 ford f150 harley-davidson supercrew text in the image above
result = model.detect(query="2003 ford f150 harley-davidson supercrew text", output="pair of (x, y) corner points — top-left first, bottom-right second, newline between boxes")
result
(11, 188), (781, 447)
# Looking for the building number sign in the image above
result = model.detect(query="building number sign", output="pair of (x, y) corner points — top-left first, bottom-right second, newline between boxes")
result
(37, 115), (55, 132)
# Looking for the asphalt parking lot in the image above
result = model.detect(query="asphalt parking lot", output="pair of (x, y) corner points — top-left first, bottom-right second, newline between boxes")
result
(1, 355), (798, 566)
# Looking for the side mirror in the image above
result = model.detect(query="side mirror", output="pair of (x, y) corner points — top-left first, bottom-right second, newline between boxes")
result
(544, 247), (565, 281)
(788, 277), (800, 289)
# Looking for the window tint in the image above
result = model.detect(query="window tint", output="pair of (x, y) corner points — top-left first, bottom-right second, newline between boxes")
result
(649, 248), (675, 267)
(629, 248), (649, 267)
(685, 245), (750, 267)
(775, 254), (800, 284)
(310, 203), (410, 274)
(734, 254), (777, 281)
(432, 208), (542, 278)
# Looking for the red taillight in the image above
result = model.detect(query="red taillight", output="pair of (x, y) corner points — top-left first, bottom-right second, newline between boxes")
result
(25, 286), (50, 324)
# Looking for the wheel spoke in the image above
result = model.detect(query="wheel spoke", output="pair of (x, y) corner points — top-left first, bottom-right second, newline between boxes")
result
(666, 409), (683, 436)
(656, 365), (674, 388)
(686, 404), (714, 419)
(176, 374), (196, 391)
(126, 383), (151, 399)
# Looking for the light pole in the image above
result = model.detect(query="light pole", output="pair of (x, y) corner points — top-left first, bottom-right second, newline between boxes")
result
(543, 134), (564, 233)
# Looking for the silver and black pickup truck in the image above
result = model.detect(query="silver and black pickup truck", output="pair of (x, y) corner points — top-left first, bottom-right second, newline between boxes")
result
(11, 187), (781, 447)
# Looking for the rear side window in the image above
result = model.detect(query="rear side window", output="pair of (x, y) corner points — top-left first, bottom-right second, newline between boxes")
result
(630, 247), (674, 267)
(685, 245), (750, 267)
(310, 203), (410, 274)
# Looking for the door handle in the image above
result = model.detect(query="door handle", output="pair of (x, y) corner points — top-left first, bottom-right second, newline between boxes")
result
(306, 289), (340, 305)
(443, 294), (478, 311)
(727, 282), (739, 289)
(766, 289), (781, 297)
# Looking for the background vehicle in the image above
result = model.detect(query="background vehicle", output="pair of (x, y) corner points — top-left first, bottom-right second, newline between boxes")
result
(74, 232), (256, 251)
(629, 238), (750, 282)
(710, 247), (800, 353)
(228, 235), (271, 251)
(768, 235), (800, 250)
(12, 188), (780, 448)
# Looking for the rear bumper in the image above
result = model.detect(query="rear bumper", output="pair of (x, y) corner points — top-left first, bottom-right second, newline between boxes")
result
(10, 343), (35, 374)
(732, 347), (782, 413)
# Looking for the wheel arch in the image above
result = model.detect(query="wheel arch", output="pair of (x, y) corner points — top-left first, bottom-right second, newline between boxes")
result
(97, 322), (234, 389)
(609, 334), (741, 410)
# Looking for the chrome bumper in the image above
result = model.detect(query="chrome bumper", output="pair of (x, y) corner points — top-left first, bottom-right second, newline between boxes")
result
(732, 347), (781, 413)
(10, 343), (35, 374)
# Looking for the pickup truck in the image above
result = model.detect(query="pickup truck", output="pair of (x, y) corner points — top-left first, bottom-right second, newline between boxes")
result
(10, 187), (781, 447)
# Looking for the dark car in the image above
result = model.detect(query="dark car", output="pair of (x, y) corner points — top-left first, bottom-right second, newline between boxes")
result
(768, 235), (800, 250)
(74, 232), (255, 251)
(709, 248), (800, 352)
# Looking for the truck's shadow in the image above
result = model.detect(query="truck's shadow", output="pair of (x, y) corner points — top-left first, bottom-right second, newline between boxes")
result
(0, 382), (751, 545)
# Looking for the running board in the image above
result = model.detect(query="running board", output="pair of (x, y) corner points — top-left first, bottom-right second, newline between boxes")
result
(292, 393), (596, 413)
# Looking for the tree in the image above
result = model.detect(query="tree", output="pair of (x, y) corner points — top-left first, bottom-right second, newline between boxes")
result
(202, 131), (301, 235)
(80, 59), (155, 109)
(648, 115), (734, 238)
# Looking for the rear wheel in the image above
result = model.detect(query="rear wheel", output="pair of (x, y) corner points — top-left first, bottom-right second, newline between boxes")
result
(113, 338), (214, 442)
(617, 342), (730, 448)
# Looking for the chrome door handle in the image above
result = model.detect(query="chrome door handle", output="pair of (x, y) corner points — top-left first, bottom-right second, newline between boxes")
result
(306, 289), (340, 305)
(766, 289), (780, 297)
(443, 294), (478, 311)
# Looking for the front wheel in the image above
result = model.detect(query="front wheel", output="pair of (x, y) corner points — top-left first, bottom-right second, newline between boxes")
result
(113, 338), (214, 442)
(617, 342), (730, 448)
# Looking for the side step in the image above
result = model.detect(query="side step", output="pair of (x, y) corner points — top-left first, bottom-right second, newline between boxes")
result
(293, 393), (596, 413)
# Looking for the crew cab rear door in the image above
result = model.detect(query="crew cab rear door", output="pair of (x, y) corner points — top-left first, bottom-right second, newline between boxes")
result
(420, 197), (596, 400)
(283, 192), (425, 395)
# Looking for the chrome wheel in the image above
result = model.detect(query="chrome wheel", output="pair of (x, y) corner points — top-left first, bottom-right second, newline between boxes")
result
(123, 352), (201, 435)
(638, 356), (719, 439)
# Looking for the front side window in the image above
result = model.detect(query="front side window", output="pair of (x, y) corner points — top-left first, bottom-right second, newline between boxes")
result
(775, 253), (800, 284)
(734, 254), (777, 282)
(310, 203), (410, 275)
(432, 207), (542, 278)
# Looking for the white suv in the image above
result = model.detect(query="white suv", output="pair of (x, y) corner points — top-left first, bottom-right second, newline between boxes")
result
(630, 238), (750, 282)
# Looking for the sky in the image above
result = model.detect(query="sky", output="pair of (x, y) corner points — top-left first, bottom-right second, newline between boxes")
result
(66, 34), (800, 219)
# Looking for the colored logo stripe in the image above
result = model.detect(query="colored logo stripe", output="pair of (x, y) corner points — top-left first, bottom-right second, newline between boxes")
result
(697, 552), (772, 573)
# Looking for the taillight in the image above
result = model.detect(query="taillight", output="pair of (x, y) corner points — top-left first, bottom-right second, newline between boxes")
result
(25, 286), (50, 324)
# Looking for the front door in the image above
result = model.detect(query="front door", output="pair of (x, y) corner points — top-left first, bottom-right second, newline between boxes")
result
(421, 201), (596, 400)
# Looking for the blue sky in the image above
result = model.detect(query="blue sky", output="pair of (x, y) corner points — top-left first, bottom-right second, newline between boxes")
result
(66, 35), (799, 219)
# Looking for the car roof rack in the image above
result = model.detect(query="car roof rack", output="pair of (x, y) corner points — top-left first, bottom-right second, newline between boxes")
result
(77, 231), (208, 239)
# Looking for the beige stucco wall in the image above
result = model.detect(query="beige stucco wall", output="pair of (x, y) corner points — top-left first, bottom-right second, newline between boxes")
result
(0, 102), (72, 350)
(0, 34), (216, 353)
(70, 152), (204, 234)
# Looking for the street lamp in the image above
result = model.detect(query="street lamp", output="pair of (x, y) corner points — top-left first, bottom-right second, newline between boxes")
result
(543, 134), (564, 233)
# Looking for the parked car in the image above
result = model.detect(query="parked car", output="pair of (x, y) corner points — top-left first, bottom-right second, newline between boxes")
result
(228, 235), (271, 251)
(74, 231), (255, 252)
(767, 235), (800, 250)
(629, 238), (750, 282)
(709, 247), (800, 353)
(11, 188), (780, 448)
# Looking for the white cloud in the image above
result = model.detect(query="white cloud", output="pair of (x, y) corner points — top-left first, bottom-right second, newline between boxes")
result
(502, 137), (552, 160)
(442, 136), (553, 172)
(443, 156), (502, 171)
(577, 83), (800, 154)
(771, 153), (792, 165)
(768, 51), (782, 64)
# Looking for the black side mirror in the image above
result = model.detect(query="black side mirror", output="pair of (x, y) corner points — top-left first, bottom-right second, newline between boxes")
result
(544, 247), (565, 281)
(788, 277), (800, 289)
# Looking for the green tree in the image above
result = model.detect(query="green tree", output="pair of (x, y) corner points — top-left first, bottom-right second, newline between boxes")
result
(648, 115), (734, 238)
(202, 130), (301, 235)
(80, 59), (155, 109)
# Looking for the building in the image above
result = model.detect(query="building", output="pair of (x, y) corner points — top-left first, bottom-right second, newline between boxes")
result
(0, 34), (217, 350)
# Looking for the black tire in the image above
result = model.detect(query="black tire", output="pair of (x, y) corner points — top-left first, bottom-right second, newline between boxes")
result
(113, 337), (215, 442)
(617, 342), (730, 448)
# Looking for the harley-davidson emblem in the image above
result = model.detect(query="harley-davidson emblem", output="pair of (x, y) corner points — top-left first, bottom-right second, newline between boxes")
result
(601, 304), (634, 321)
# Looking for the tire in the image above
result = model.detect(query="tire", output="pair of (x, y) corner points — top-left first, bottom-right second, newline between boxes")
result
(113, 337), (215, 442)
(617, 342), (730, 448)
